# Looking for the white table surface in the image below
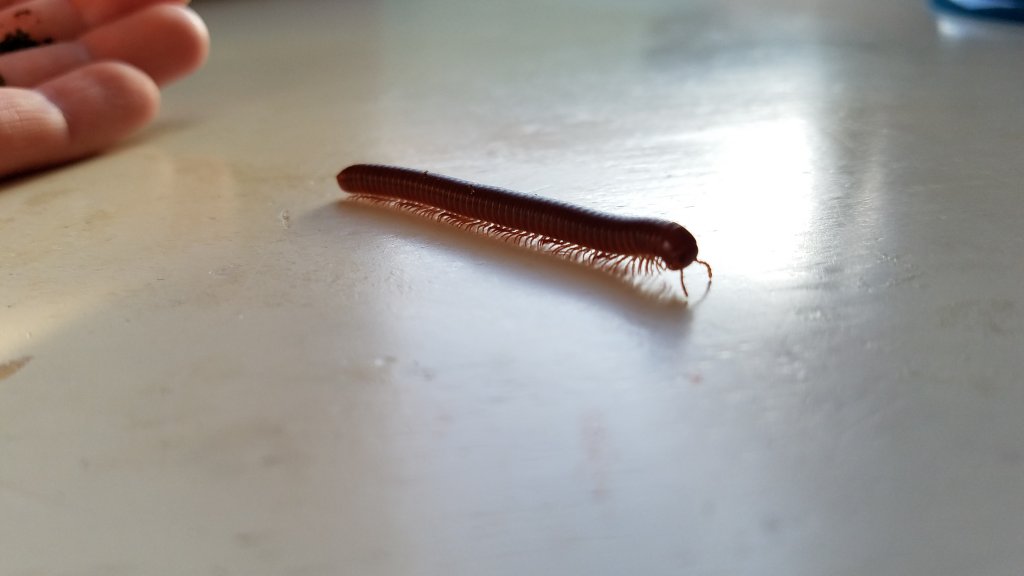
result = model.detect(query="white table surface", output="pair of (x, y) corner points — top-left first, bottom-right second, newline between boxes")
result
(3, 0), (1024, 574)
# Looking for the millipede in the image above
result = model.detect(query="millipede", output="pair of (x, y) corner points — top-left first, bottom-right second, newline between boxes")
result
(336, 164), (712, 296)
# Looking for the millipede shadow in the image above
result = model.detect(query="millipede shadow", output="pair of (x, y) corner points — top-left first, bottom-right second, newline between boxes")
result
(335, 197), (696, 321)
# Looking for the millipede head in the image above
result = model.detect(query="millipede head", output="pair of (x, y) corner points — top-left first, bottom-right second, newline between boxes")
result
(659, 223), (699, 271)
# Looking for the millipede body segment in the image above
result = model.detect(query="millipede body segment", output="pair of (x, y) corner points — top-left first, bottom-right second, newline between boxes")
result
(336, 164), (711, 295)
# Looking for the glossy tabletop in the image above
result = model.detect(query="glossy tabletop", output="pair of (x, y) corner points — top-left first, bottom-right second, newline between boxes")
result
(3, 0), (1024, 574)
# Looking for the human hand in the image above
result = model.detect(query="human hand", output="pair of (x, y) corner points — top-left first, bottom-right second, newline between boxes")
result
(0, 0), (209, 178)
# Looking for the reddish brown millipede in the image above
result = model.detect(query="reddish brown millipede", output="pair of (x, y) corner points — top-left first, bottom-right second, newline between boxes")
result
(336, 164), (712, 296)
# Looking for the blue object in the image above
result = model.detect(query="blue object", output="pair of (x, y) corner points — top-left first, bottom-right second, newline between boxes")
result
(932, 0), (1024, 22)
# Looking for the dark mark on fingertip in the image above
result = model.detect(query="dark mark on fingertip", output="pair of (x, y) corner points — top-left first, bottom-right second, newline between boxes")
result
(0, 29), (53, 54)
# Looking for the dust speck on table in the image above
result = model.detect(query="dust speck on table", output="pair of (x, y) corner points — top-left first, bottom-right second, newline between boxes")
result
(0, 356), (33, 381)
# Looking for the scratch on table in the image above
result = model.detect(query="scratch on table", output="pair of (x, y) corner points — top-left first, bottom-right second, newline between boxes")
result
(0, 356), (32, 381)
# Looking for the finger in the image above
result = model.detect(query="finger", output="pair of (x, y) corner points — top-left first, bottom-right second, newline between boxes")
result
(0, 41), (86, 86)
(82, 4), (207, 85)
(0, 5), (207, 87)
(0, 61), (158, 177)
(0, 0), (188, 52)
(70, 0), (190, 27)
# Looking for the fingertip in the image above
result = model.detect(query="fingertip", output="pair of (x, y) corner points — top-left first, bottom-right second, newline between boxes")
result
(177, 5), (211, 72)
(44, 61), (160, 149)
(79, 5), (210, 86)
(159, 5), (211, 83)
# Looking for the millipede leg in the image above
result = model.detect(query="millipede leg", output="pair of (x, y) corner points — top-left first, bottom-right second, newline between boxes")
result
(696, 259), (713, 279)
